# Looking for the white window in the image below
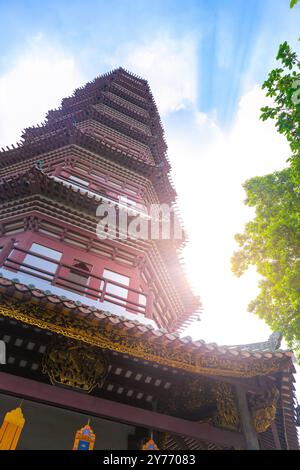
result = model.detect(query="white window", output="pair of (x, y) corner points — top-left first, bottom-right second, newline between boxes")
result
(68, 175), (89, 187)
(22, 243), (62, 280)
(103, 269), (129, 298)
(99, 269), (130, 315)
(139, 292), (147, 306)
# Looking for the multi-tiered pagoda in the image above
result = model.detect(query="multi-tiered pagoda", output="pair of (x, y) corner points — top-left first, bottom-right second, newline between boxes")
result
(0, 68), (298, 450)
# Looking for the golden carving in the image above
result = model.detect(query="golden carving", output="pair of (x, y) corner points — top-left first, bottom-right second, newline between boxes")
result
(0, 297), (289, 378)
(157, 376), (214, 417)
(42, 337), (108, 393)
(157, 432), (169, 450)
(212, 383), (240, 431)
(182, 379), (213, 412)
(158, 376), (240, 433)
(249, 387), (279, 433)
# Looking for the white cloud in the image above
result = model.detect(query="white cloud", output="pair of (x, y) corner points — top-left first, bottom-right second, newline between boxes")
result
(167, 85), (290, 347)
(0, 36), (84, 148)
(106, 34), (198, 116)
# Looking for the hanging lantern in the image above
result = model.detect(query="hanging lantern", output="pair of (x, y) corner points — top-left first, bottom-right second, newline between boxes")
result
(142, 432), (159, 450)
(296, 404), (300, 427)
(73, 421), (96, 450)
(0, 407), (25, 450)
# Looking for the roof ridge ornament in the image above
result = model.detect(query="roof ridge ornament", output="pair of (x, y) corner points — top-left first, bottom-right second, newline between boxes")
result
(267, 331), (283, 351)
(227, 331), (283, 353)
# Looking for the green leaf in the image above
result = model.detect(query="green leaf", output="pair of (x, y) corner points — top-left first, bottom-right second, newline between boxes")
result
(290, 0), (299, 8)
(235, 40), (300, 360)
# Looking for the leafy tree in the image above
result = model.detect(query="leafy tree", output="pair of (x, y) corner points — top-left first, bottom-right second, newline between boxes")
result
(260, 41), (300, 161)
(232, 43), (300, 356)
(290, 0), (299, 9)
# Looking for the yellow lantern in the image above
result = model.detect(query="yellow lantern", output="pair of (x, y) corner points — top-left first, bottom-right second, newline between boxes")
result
(0, 407), (25, 450)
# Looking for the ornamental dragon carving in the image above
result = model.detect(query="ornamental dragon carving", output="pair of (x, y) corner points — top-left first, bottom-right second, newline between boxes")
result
(248, 387), (279, 433)
(42, 337), (109, 393)
(212, 383), (240, 431)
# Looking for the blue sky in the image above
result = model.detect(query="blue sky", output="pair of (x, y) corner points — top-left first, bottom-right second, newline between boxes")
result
(0, 0), (300, 367)
(0, 0), (299, 125)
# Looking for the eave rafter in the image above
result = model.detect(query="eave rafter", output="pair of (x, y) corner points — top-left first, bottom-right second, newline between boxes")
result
(0, 129), (175, 202)
(0, 295), (293, 379)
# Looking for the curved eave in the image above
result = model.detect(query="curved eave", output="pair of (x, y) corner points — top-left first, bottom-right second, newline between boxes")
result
(0, 275), (294, 379)
(0, 128), (176, 203)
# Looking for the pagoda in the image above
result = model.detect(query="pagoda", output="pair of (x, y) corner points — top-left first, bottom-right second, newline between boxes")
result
(0, 68), (298, 450)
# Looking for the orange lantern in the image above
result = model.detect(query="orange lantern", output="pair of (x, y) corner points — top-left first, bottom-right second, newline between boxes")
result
(0, 407), (25, 450)
(142, 432), (159, 450)
(73, 421), (96, 450)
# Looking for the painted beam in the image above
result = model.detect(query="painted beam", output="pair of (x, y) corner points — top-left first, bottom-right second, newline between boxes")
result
(0, 372), (245, 449)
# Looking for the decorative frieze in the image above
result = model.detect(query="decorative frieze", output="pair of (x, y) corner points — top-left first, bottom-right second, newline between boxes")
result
(248, 387), (279, 433)
(0, 297), (290, 379)
(42, 337), (109, 393)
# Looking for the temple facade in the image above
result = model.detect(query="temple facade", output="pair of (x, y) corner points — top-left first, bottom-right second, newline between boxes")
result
(0, 68), (298, 450)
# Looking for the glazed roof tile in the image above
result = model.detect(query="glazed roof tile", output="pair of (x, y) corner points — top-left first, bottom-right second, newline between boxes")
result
(0, 274), (294, 362)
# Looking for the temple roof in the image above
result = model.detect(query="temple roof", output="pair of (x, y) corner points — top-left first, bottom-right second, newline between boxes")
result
(0, 273), (298, 449)
(23, 104), (167, 155)
(228, 332), (283, 353)
(0, 274), (294, 368)
(0, 128), (176, 202)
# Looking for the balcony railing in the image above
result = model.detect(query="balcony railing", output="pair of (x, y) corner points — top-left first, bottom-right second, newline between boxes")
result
(51, 175), (150, 217)
(0, 244), (151, 317)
